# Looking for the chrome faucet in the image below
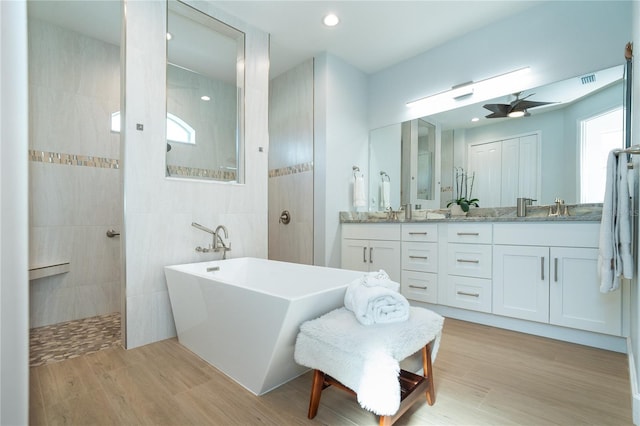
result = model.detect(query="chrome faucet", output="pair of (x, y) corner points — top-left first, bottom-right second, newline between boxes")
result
(214, 225), (228, 250)
(549, 198), (568, 217)
(192, 222), (231, 258)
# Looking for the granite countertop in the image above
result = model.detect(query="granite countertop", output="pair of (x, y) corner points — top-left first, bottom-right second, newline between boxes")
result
(340, 204), (603, 223)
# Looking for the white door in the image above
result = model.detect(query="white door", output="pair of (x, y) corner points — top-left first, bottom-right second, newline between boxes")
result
(501, 138), (519, 206)
(468, 141), (502, 208)
(549, 247), (622, 335)
(518, 134), (540, 200)
(493, 245), (549, 322)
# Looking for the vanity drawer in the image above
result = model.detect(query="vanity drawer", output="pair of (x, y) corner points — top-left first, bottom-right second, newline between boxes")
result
(447, 223), (492, 244)
(342, 223), (400, 241)
(402, 242), (438, 272)
(447, 243), (492, 278)
(401, 224), (438, 242)
(401, 270), (437, 304)
(446, 275), (492, 313)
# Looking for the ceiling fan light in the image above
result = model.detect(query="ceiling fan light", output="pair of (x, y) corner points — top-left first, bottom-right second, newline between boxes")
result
(508, 110), (525, 118)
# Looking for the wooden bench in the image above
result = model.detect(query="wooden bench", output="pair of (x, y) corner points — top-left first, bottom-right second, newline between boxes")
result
(306, 342), (435, 426)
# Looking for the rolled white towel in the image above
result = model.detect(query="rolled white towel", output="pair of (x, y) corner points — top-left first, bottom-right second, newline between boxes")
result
(360, 269), (399, 292)
(344, 283), (410, 325)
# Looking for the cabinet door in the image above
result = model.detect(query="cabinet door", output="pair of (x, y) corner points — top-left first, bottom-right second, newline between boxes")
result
(341, 239), (369, 273)
(370, 240), (401, 282)
(550, 247), (622, 335)
(493, 245), (549, 322)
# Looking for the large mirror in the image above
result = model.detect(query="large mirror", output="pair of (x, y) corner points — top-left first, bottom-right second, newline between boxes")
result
(166, 0), (245, 182)
(369, 64), (625, 210)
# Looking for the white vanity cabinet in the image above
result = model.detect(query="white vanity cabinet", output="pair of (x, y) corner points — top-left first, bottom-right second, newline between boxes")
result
(493, 223), (621, 335)
(341, 224), (401, 282)
(443, 223), (493, 313)
(400, 224), (438, 303)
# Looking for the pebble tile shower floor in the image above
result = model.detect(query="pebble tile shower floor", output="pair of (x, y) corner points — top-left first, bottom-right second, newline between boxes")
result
(29, 312), (121, 367)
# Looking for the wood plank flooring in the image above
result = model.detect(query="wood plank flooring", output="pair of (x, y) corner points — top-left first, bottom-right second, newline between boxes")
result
(30, 318), (633, 425)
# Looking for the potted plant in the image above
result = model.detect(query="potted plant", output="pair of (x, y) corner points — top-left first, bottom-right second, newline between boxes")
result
(447, 168), (479, 214)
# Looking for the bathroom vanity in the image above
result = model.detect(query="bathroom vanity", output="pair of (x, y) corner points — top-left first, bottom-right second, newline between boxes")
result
(340, 205), (628, 352)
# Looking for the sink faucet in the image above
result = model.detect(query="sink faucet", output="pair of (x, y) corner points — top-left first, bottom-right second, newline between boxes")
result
(549, 198), (568, 217)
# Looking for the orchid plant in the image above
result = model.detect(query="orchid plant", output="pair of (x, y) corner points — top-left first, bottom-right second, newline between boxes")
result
(447, 167), (479, 212)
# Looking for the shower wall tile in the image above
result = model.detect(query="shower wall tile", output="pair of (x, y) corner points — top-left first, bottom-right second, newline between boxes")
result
(28, 18), (122, 328)
(269, 60), (314, 170)
(268, 171), (313, 264)
(29, 18), (120, 104)
(268, 60), (314, 265)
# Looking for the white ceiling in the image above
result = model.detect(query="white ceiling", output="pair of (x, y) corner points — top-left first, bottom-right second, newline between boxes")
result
(28, 0), (542, 78)
(214, 1), (541, 77)
(28, 0), (619, 128)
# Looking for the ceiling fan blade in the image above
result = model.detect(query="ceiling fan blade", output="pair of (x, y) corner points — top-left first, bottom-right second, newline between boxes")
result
(483, 103), (510, 114)
(517, 100), (555, 109)
(485, 112), (508, 118)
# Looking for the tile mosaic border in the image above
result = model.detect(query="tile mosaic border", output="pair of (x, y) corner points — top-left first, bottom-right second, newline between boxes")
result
(29, 150), (119, 169)
(167, 164), (237, 181)
(269, 161), (314, 178)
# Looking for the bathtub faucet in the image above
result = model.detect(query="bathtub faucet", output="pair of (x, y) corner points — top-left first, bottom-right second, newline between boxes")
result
(214, 225), (231, 259)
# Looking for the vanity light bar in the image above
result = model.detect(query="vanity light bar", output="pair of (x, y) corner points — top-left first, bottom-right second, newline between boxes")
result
(406, 66), (531, 109)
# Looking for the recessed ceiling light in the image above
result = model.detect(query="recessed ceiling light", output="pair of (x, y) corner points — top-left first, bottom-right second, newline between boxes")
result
(166, 32), (172, 41)
(471, 117), (480, 122)
(201, 95), (211, 101)
(323, 13), (340, 27)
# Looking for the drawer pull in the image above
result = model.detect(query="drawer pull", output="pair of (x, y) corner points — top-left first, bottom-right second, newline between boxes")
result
(457, 291), (480, 297)
(408, 232), (428, 235)
(456, 258), (479, 264)
(457, 232), (480, 236)
(409, 285), (428, 290)
(409, 255), (428, 260)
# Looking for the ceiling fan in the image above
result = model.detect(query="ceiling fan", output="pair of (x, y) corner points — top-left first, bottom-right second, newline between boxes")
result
(483, 92), (555, 118)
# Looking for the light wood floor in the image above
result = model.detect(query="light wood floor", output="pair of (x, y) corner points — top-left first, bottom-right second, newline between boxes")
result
(30, 318), (633, 425)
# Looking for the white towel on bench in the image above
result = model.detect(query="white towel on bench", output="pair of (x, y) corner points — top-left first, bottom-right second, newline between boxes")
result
(344, 282), (410, 325)
(294, 306), (444, 416)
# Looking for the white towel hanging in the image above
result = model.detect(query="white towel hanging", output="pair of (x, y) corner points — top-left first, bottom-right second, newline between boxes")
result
(380, 181), (391, 210)
(353, 174), (366, 208)
(599, 149), (634, 293)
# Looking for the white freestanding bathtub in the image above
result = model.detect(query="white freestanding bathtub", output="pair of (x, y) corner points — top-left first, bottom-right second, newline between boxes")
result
(164, 257), (364, 395)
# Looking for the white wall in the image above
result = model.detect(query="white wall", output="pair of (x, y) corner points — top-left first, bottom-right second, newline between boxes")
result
(314, 53), (369, 267)
(369, 1), (632, 130)
(122, 0), (269, 349)
(0, 0), (29, 423)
